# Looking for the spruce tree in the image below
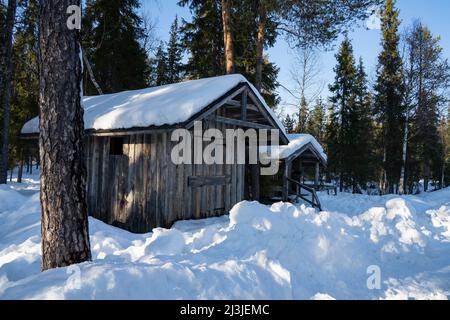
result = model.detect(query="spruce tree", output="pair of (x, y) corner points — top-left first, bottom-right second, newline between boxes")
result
(166, 16), (184, 84)
(152, 42), (169, 86)
(0, 0), (17, 184)
(327, 38), (362, 192)
(9, 0), (39, 170)
(306, 98), (326, 144)
(352, 58), (375, 187)
(374, 0), (405, 194)
(83, 0), (150, 95)
(283, 114), (296, 134)
(295, 96), (308, 133)
(404, 22), (450, 191)
(178, 0), (224, 78)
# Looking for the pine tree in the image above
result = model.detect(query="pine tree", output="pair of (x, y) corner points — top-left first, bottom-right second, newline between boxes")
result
(306, 98), (326, 143)
(151, 42), (169, 86)
(327, 38), (357, 192)
(404, 22), (450, 191)
(39, 0), (91, 270)
(374, 0), (405, 194)
(9, 0), (39, 172)
(166, 16), (184, 84)
(221, 0), (235, 74)
(283, 114), (296, 133)
(0, 0), (17, 184)
(295, 96), (308, 133)
(352, 58), (375, 187)
(179, 0), (280, 108)
(179, 0), (224, 78)
(83, 0), (150, 95)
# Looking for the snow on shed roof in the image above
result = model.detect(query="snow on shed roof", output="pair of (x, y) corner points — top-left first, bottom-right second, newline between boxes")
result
(260, 134), (327, 162)
(21, 74), (286, 135)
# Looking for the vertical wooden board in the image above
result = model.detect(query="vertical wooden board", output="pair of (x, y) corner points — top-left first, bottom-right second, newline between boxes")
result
(217, 121), (225, 214)
(240, 164), (246, 202)
(90, 137), (100, 215)
(125, 135), (135, 228)
(142, 134), (150, 231)
(154, 133), (162, 227)
(230, 125), (237, 209)
(224, 154), (232, 211)
(85, 136), (93, 214)
(175, 160), (184, 220)
(193, 164), (201, 219)
(108, 156), (116, 225)
(133, 134), (144, 231)
(95, 137), (103, 215)
(160, 133), (169, 227)
(170, 130), (183, 221)
(165, 133), (176, 226)
(120, 155), (129, 226)
(93, 137), (102, 220)
(100, 137), (110, 222)
(149, 133), (158, 228)
(118, 136), (129, 225)
(202, 125), (208, 217)
(184, 163), (193, 220)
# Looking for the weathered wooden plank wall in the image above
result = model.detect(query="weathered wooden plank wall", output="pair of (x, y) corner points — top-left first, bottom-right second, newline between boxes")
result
(86, 117), (247, 233)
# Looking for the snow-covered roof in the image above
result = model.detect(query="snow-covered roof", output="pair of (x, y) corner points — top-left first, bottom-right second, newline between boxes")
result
(260, 134), (327, 162)
(21, 74), (286, 135)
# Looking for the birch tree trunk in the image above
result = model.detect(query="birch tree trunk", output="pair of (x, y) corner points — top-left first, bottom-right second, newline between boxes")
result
(40, 0), (91, 271)
(255, 0), (267, 92)
(399, 110), (409, 195)
(82, 51), (103, 95)
(221, 0), (235, 74)
(0, 0), (17, 185)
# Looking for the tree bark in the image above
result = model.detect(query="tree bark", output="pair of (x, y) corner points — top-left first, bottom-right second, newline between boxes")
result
(255, 0), (267, 92)
(0, 0), (17, 184)
(40, 0), (91, 271)
(221, 0), (235, 74)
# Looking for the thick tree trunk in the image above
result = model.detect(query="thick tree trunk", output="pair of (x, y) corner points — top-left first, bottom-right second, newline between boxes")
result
(255, 0), (267, 92)
(39, 0), (91, 271)
(221, 0), (235, 74)
(0, 0), (17, 185)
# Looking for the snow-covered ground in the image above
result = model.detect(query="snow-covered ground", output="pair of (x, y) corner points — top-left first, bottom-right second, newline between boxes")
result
(0, 172), (449, 300)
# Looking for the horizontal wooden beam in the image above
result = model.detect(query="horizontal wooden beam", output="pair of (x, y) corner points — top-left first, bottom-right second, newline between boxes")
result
(185, 86), (247, 129)
(211, 116), (274, 130)
(225, 103), (259, 113)
(226, 100), (241, 107)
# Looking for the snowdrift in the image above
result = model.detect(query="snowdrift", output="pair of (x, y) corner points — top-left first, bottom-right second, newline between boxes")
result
(0, 179), (449, 300)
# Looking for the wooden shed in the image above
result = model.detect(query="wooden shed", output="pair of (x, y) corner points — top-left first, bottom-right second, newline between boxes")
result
(21, 75), (289, 233)
(259, 134), (329, 210)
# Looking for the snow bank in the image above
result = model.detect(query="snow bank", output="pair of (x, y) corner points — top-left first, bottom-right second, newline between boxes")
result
(21, 74), (285, 135)
(1, 181), (449, 300)
(0, 188), (26, 214)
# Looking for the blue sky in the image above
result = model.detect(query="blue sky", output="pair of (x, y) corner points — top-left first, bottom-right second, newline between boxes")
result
(141, 0), (450, 115)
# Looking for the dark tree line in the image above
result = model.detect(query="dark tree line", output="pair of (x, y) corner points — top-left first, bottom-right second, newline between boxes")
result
(284, 0), (450, 194)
